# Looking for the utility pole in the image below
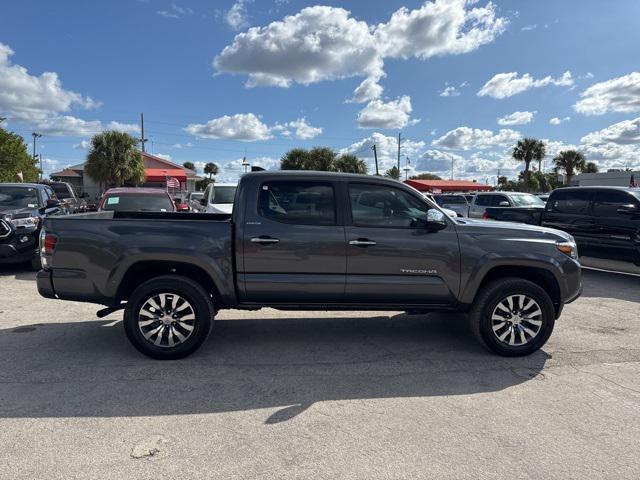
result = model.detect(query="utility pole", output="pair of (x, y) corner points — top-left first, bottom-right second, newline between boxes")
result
(404, 156), (411, 180)
(397, 132), (401, 173)
(242, 156), (250, 174)
(372, 144), (379, 175)
(450, 157), (454, 180)
(140, 113), (148, 152)
(32, 132), (42, 180)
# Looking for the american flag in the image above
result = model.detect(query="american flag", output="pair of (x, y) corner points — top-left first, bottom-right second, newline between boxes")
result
(166, 176), (180, 189)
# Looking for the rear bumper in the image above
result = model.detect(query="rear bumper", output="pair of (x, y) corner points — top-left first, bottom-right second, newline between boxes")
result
(36, 269), (56, 299)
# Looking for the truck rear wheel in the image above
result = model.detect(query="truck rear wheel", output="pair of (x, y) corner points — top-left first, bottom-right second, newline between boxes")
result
(123, 275), (214, 359)
(469, 277), (555, 356)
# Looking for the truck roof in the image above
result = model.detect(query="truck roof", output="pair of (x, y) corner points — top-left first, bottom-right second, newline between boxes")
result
(103, 187), (170, 195)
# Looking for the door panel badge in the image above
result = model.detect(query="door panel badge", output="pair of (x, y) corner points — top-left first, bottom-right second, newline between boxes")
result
(401, 268), (438, 275)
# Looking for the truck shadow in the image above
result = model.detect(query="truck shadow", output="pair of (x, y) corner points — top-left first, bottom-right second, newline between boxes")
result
(0, 313), (549, 423)
(0, 265), (36, 281)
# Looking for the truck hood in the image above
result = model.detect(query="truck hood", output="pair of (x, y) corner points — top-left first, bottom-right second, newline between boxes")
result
(0, 207), (39, 220)
(457, 217), (573, 242)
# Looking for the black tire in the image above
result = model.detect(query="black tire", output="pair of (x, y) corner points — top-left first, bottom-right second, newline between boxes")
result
(123, 275), (215, 360)
(468, 277), (555, 356)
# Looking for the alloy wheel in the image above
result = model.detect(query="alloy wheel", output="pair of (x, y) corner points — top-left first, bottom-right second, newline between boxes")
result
(137, 292), (196, 348)
(491, 294), (543, 346)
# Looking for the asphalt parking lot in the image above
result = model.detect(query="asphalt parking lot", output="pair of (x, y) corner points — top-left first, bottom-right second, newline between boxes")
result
(0, 267), (639, 479)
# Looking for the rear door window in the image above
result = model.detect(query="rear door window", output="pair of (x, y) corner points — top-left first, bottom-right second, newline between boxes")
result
(592, 190), (638, 217)
(548, 190), (592, 214)
(258, 181), (336, 225)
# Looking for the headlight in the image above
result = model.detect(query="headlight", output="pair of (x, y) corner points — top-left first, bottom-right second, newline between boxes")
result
(10, 216), (40, 229)
(556, 241), (578, 259)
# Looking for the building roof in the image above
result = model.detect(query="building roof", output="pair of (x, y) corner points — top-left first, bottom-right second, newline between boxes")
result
(404, 179), (493, 192)
(145, 168), (187, 182)
(50, 168), (81, 178)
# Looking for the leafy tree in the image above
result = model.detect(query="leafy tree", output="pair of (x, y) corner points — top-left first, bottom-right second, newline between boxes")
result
(204, 162), (219, 180)
(409, 173), (442, 180)
(85, 130), (144, 188)
(385, 166), (400, 180)
(0, 126), (40, 182)
(182, 161), (195, 171)
(306, 147), (337, 171)
(280, 148), (309, 170)
(512, 138), (546, 191)
(334, 153), (367, 174)
(553, 150), (586, 186)
(196, 177), (213, 190)
(583, 161), (598, 173)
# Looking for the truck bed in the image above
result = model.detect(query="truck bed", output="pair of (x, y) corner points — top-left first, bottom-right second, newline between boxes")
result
(39, 210), (236, 306)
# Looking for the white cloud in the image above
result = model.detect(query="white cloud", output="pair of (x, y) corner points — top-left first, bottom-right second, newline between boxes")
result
(416, 149), (464, 172)
(214, 1), (506, 101)
(341, 132), (425, 172)
(185, 113), (272, 141)
(35, 115), (102, 136)
(521, 24), (536, 31)
(157, 3), (193, 19)
(497, 110), (535, 126)
(574, 72), (640, 115)
(432, 126), (521, 150)
(580, 117), (640, 145)
(0, 43), (98, 123)
(226, 0), (250, 30)
(273, 118), (322, 139)
(440, 86), (460, 97)
(155, 153), (173, 161)
(549, 116), (570, 125)
(106, 121), (140, 134)
(73, 140), (91, 149)
(477, 71), (574, 99)
(172, 142), (194, 149)
(357, 96), (414, 129)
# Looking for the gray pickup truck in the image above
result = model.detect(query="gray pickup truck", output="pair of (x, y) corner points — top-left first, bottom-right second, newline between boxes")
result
(37, 172), (582, 359)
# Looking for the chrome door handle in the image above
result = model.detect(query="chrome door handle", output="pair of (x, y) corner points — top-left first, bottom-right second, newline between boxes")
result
(251, 236), (280, 244)
(349, 239), (377, 246)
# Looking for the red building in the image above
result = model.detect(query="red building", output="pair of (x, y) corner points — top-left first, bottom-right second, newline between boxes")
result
(404, 179), (493, 194)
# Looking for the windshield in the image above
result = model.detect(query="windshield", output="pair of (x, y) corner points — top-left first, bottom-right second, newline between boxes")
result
(190, 192), (204, 200)
(0, 187), (41, 209)
(435, 195), (467, 205)
(212, 186), (237, 204)
(510, 193), (545, 207)
(101, 193), (173, 212)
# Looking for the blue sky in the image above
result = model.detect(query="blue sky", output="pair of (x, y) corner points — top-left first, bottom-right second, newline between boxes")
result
(2, 0), (640, 183)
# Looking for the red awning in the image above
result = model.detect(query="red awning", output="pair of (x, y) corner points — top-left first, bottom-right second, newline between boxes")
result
(145, 168), (187, 182)
(404, 179), (493, 193)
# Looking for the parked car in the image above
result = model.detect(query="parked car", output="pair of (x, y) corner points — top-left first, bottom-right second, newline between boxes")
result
(537, 193), (550, 202)
(468, 191), (545, 219)
(47, 181), (86, 213)
(187, 192), (205, 212)
(173, 197), (190, 212)
(421, 194), (459, 218)
(0, 183), (64, 269)
(485, 186), (640, 265)
(37, 172), (581, 359)
(433, 194), (469, 217)
(464, 194), (476, 203)
(98, 188), (176, 212)
(201, 183), (237, 214)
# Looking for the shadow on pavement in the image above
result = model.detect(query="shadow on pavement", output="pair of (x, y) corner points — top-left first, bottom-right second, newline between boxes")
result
(0, 265), (36, 281)
(580, 268), (640, 302)
(0, 313), (549, 422)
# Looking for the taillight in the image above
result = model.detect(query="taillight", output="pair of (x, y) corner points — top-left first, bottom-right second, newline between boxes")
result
(482, 211), (490, 220)
(39, 230), (58, 268)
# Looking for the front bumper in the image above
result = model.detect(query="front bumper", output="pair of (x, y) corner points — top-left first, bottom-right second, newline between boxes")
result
(0, 233), (38, 264)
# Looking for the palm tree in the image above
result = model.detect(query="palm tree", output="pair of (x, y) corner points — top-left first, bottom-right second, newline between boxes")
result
(280, 148), (309, 170)
(182, 161), (195, 171)
(385, 166), (400, 180)
(583, 161), (598, 173)
(553, 150), (586, 185)
(512, 138), (546, 191)
(204, 162), (219, 180)
(334, 154), (367, 174)
(85, 130), (144, 188)
(306, 147), (337, 171)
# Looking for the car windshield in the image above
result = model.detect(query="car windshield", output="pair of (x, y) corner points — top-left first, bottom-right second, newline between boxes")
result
(510, 193), (545, 207)
(51, 184), (73, 199)
(190, 192), (204, 200)
(436, 195), (467, 204)
(0, 187), (40, 209)
(102, 193), (173, 212)
(212, 186), (237, 204)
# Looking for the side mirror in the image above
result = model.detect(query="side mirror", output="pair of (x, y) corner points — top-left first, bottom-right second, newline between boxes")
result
(426, 209), (447, 231)
(46, 199), (61, 209)
(498, 201), (510, 207)
(617, 204), (638, 215)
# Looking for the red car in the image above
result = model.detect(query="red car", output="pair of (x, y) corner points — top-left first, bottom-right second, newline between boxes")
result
(98, 188), (176, 212)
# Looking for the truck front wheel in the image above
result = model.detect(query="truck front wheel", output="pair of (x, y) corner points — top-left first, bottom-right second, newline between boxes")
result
(123, 275), (214, 359)
(469, 277), (556, 356)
